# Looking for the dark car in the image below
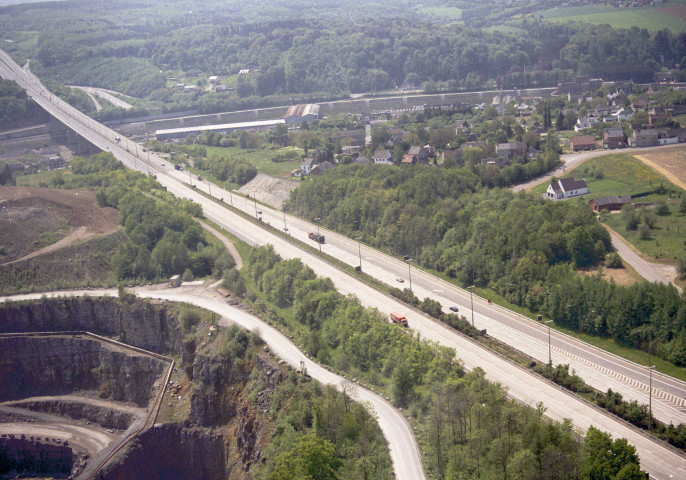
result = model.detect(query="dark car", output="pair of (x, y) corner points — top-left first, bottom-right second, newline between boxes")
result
(449, 306), (459, 312)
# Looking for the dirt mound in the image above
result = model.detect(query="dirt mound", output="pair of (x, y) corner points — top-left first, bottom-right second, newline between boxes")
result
(0, 186), (120, 264)
(237, 173), (298, 209)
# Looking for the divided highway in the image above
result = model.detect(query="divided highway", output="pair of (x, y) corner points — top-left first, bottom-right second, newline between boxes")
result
(2, 48), (686, 479)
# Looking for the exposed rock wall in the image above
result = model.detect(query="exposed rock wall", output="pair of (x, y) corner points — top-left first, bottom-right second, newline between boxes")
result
(0, 437), (72, 479)
(9, 400), (135, 430)
(96, 424), (225, 480)
(0, 297), (183, 354)
(0, 336), (165, 406)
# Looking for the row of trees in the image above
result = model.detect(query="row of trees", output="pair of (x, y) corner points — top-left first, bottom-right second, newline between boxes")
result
(241, 245), (646, 479)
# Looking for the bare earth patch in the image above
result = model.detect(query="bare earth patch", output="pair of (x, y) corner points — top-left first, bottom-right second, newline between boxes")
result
(0, 186), (120, 264)
(656, 5), (686, 21)
(577, 263), (642, 287)
(237, 173), (299, 209)
(633, 145), (686, 190)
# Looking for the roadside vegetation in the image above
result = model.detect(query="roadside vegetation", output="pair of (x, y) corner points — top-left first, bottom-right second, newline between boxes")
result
(287, 165), (686, 369)
(223, 244), (647, 480)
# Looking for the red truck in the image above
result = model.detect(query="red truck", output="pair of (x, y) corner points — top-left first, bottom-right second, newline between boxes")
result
(308, 232), (325, 243)
(390, 312), (408, 327)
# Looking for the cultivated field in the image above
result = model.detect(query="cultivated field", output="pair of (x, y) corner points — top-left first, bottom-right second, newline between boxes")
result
(540, 5), (686, 32)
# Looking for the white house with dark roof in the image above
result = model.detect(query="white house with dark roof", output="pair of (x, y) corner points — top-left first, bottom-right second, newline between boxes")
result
(546, 177), (588, 199)
(373, 149), (393, 165)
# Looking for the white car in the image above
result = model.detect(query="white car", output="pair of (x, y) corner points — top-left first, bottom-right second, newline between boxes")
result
(396, 277), (404, 283)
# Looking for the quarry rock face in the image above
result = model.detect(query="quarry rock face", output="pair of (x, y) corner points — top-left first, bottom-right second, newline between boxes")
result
(0, 437), (73, 478)
(0, 296), (183, 355)
(0, 336), (165, 406)
(96, 424), (226, 480)
(0, 297), (286, 479)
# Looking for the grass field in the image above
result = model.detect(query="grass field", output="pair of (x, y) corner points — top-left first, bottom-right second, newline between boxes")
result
(532, 153), (676, 198)
(604, 201), (686, 261)
(16, 169), (72, 187)
(417, 6), (463, 21)
(205, 145), (303, 177)
(539, 5), (686, 32)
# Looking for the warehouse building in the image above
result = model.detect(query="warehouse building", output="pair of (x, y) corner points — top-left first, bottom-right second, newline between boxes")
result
(284, 104), (320, 124)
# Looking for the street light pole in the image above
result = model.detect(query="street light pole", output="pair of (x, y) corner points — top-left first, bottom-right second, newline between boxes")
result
(468, 285), (475, 328)
(406, 259), (413, 293)
(356, 237), (363, 271)
(545, 320), (554, 377)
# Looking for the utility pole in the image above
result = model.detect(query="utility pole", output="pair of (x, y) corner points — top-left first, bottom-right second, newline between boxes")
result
(468, 285), (475, 328)
(545, 320), (554, 378)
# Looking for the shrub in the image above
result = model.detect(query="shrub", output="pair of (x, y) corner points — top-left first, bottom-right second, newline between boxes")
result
(605, 252), (623, 269)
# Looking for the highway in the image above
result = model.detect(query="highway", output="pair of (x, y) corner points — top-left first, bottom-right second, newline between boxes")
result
(1, 48), (686, 479)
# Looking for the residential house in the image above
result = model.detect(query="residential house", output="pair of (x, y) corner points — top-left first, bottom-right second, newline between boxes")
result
(658, 131), (679, 146)
(589, 196), (631, 212)
(373, 149), (393, 165)
(455, 119), (470, 135)
(546, 177), (589, 199)
(612, 108), (633, 122)
(629, 129), (658, 147)
(496, 141), (528, 160)
(648, 107), (672, 126)
(574, 115), (600, 131)
(570, 136), (596, 151)
(341, 145), (361, 157)
(401, 154), (417, 165)
(311, 161), (335, 176)
(603, 128), (626, 149)
(408, 145), (428, 163)
(480, 157), (508, 169)
(300, 158), (315, 176)
(208, 75), (219, 84)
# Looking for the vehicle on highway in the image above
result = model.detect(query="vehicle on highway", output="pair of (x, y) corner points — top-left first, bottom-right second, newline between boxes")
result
(174, 164), (183, 171)
(161, 163), (165, 167)
(257, 210), (262, 214)
(449, 306), (459, 312)
(308, 232), (325, 243)
(198, 176), (203, 181)
(114, 135), (120, 141)
(390, 312), (408, 327)
(396, 277), (404, 283)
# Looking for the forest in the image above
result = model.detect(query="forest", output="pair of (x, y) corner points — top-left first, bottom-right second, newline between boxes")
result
(230, 245), (647, 480)
(286, 165), (686, 367)
(1, 0), (684, 117)
(0, 78), (48, 130)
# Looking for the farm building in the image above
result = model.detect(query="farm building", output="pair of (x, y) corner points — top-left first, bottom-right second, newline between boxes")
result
(570, 136), (596, 151)
(589, 196), (631, 212)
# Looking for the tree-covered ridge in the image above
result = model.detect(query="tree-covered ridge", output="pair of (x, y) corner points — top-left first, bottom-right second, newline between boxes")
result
(0, 78), (48, 130)
(2, 0), (684, 113)
(241, 245), (646, 480)
(287, 166), (686, 366)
